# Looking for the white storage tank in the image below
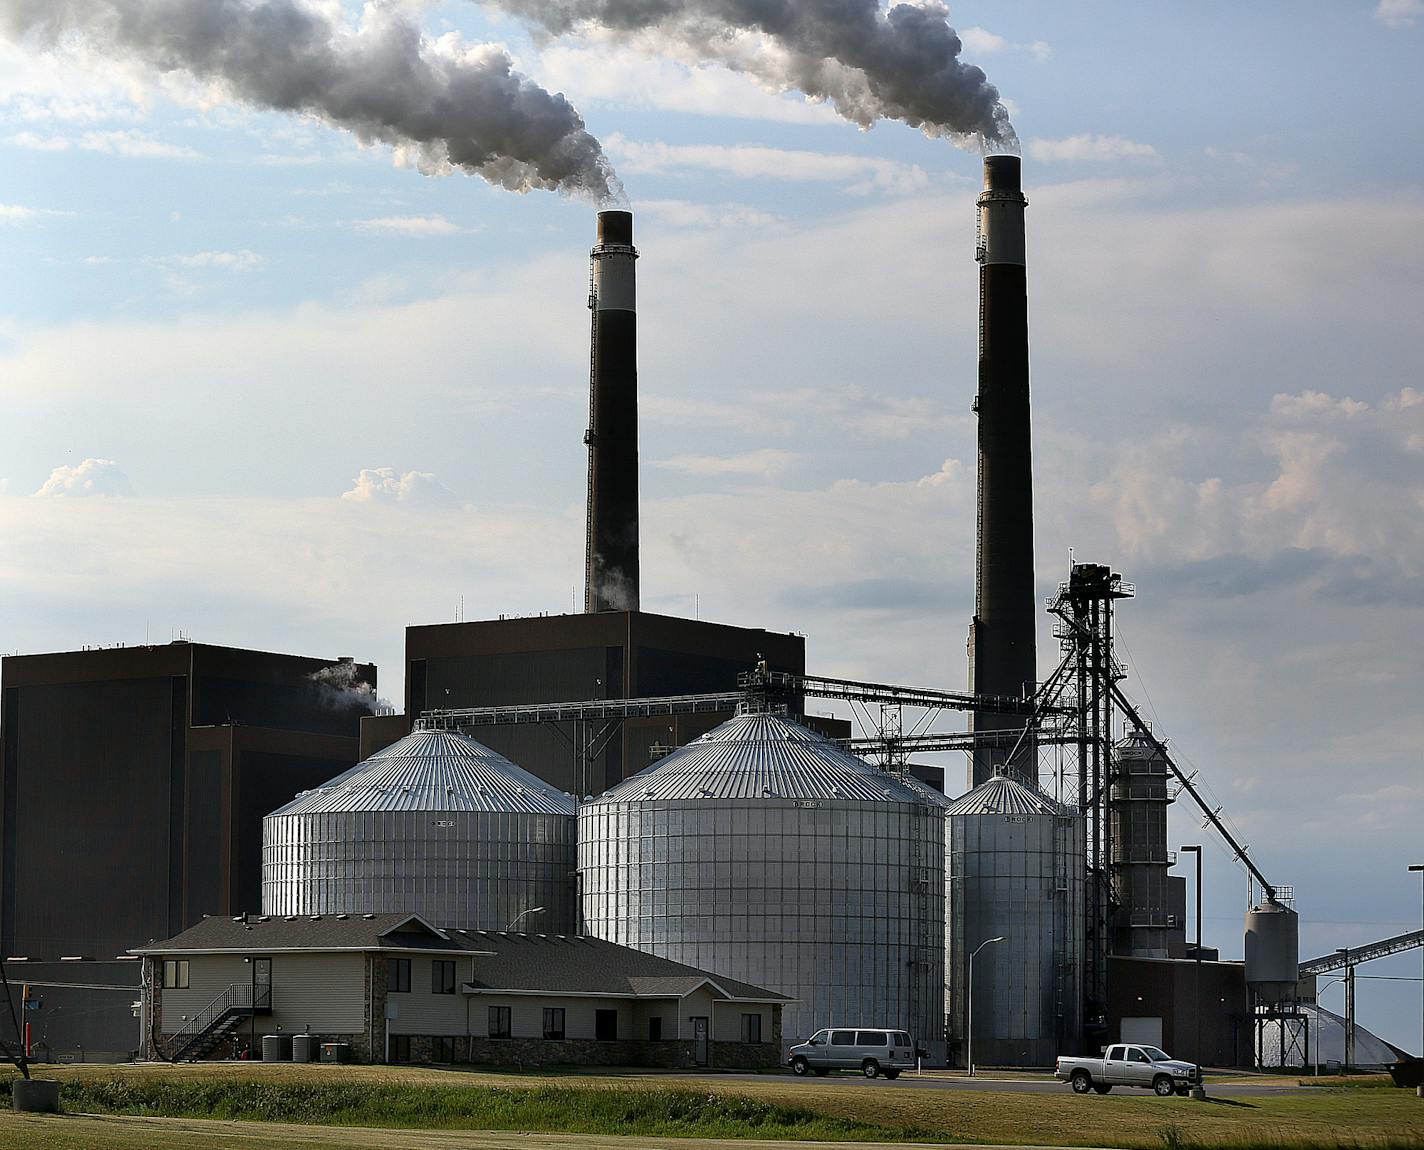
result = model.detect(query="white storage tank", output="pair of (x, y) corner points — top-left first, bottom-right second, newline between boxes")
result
(262, 727), (575, 932)
(946, 774), (1084, 1067)
(578, 710), (946, 1054)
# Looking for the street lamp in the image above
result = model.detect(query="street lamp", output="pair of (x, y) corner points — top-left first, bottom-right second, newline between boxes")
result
(1179, 846), (1202, 1069)
(966, 936), (1004, 1077)
(506, 906), (546, 932)
(1409, 864), (1423, 1063)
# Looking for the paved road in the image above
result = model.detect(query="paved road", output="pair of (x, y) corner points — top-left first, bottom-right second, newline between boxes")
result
(656, 1071), (1311, 1096)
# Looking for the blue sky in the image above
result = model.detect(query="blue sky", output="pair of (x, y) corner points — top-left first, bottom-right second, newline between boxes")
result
(2, 1), (1423, 1051)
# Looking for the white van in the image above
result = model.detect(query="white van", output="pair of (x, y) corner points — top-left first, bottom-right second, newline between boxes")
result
(787, 1028), (916, 1079)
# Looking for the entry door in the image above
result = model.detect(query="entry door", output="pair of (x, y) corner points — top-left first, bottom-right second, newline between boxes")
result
(252, 958), (272, 1011)
(692, 1017), (709, 1066)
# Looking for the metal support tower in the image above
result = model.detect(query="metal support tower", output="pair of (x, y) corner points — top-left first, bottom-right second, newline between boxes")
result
(1048, 563), (1133, 1042)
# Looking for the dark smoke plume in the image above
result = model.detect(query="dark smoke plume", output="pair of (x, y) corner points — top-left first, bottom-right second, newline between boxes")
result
(486, 0), (1017, 148)
(0, 0), (621, 200)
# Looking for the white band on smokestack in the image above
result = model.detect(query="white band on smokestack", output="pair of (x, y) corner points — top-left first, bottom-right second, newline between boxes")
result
(976, 155), (1027, 267)
(593, 211), (637, 312)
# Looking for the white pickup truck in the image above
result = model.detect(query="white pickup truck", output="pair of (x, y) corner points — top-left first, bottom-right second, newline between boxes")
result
(1054, 1043), (1202, 1096)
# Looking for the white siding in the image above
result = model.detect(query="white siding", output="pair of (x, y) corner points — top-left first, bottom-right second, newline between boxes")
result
(467, 994), (631, 1040)
(386, 955), (474, 1036)
(679, 986), (714, 1039)
(159, 953), (366, 1035)
(713, 1002), (773, 1043)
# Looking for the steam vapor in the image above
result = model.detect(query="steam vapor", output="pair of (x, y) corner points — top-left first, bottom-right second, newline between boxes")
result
(0, 0), (621, 201)
(486, 0), (1017, 148)
(308, 662), (381, 714)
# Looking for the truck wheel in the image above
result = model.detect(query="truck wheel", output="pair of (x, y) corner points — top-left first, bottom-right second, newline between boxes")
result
(1093, 1084), (1112, 1094)
(862, 1060), (880, 1078)
(883, 1069), (901, 1080)
(1153, 1075), (1175, 1097)
(1070, 1070), (1093, 1094)
(791, 1057), (809, 1077)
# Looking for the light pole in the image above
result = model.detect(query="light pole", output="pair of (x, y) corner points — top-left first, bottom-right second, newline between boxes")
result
(506, 906), (546, 932)
(1179, 847), (1202, 1061)
(966, 936), (1004, 1077)
(1336, 947), (1353, 1072)
(1410, 864), (1423, 1062)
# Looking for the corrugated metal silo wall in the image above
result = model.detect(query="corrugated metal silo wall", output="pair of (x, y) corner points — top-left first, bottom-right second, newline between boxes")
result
(947, 810), (1084, 1066)
(579, 798), (945, 1055)
(262, 808), (576, 933)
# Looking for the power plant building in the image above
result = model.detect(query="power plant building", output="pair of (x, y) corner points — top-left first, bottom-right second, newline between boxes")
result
(0, 642), (373, 1058)
(946, 774), (1084, 1067)
(578, 710), (946, 1054)
(262, 727), (576, 933)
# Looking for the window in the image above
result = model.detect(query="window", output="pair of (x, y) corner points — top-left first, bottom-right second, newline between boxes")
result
(595, 1009), (617, 1041)
(741, 1013), (762, 1045)
(1127, 1048), (1150, 1064)
(432, 959), (456, 995)
(434, 1036), (458, 1062)
(388, 958), (411, 994)
(162, 959), (189, 989)
(389, 1035), (411, 1062)
(856, 1031), (888, 1046)
(543, 1007), (565, 1040)
(648, 1016), (662, 1041)
(489, 1005), (512, 1039)
(830, 1030), (855, 1046)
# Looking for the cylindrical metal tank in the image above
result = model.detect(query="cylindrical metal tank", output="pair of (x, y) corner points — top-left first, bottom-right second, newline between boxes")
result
(262, 727), (576, 932)
(1244, 901), (1300, 1005)
(946, 775), (1084, 1068)
(579, 711), (946, 1055)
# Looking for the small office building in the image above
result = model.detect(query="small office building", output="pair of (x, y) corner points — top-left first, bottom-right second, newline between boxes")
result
(135, 913), (786, 1068)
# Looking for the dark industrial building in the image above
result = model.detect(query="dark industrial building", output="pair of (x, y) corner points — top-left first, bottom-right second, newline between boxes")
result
(1107, 955), (1253, 1068)
(399, 610), (814, 793)
(0, 642), (374, 1058)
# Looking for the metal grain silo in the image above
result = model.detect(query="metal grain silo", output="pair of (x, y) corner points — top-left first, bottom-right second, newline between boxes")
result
(946, 774), (1083, 1067)
(578, 711), (945, 1054)
(262, 727), (575, 932)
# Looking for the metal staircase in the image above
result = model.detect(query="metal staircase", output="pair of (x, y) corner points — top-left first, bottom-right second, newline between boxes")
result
(166, 983), (261, 1062)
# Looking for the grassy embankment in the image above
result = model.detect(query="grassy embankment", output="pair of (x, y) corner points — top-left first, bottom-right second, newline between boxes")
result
(0, 1062), (1420, 1150)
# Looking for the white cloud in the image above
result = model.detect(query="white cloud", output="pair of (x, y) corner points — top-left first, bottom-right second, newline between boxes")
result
(341, 467), (459, 506)
(1027, 133), (1160, 164)
(10, 128), (202, 159)
(1376, 0), (1424, 27)
(535, 41), (841, 125)
(33, 458), (135, 498)
(638, 199), (778, 229)
(608, 136), (931, 195)
(351, 215), (469, 236)
(0, 202), (69, 225)
(960, 26), (1052, 61)
(653, 448), (802, 480)
(161, 250), (264, 272)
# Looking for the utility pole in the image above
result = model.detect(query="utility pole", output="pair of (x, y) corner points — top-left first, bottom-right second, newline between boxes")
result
(1180, 845), (1206, 1096)
(1411, 864), (1423, 1063)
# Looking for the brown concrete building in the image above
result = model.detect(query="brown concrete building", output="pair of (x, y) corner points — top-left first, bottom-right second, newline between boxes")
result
(1, 642), (374, 1057)
(1107, 954), (1253, 1067)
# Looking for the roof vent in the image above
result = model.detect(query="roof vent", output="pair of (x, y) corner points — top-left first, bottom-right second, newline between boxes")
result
(336, 914), (348, 920)
(309, 915), (321, 920)
(362, 913), (375, 920)
(284, 916), (297, 921)
(257, 915), (270, 922)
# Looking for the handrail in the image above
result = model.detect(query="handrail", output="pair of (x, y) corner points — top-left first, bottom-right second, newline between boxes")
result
(167, 982), (253, 1061)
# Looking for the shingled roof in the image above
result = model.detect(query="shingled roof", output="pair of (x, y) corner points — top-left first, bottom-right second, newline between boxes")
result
(130, 912), (481, 955)
(456, 932), (790, 1003)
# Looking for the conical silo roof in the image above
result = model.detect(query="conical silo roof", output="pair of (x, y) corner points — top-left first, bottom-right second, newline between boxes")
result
(598, 711), (927, 803)
(944, 773), (1065, 816)
(270, 728), (574, 816)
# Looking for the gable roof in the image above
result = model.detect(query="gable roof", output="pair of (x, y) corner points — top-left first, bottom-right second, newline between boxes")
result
(130, 912), (486, 955)
(455, 932), (790, 1003)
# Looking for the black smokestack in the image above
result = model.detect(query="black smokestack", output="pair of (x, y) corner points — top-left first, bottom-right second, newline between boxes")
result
(967, 154), (1036, 788)
(584, 209), (639, 613)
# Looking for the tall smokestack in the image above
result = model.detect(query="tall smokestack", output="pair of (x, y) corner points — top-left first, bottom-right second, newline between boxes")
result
(584, 209), (640, 614)
(967, 154), (1036, 788)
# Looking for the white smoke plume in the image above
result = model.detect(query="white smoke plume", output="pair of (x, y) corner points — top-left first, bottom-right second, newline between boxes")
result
(0, 0), (621, 201)
(485, 0), (1017, 149)
(308, 660), (383, 713)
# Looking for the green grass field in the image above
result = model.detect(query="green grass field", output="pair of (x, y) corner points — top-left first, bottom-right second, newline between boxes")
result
(1, 1062), (1420, 1149)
